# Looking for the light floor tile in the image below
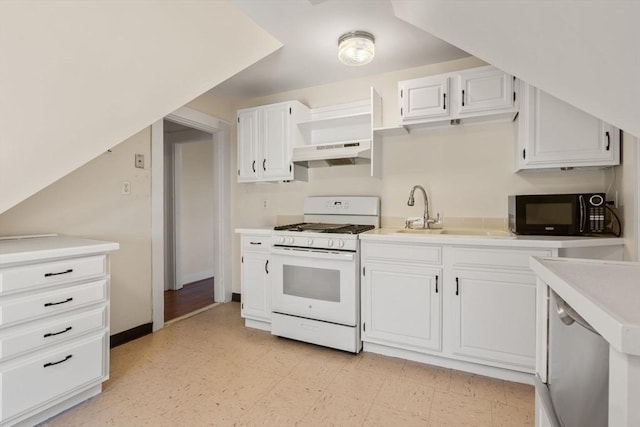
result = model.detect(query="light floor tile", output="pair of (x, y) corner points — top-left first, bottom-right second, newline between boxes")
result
(42, 302), (533, 427)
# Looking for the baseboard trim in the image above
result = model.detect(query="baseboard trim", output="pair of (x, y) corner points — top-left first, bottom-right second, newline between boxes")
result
(110, 323), (153, 348)
(232, 292), (241, 302)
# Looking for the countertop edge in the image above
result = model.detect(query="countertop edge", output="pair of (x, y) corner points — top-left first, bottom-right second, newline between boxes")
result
(0, 236), (120, 265)
(234, 228), (272, 235)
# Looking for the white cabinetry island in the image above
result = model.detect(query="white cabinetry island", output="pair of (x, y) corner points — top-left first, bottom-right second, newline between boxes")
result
(360, 230), (623, 383)
(0, 235), (118, 427)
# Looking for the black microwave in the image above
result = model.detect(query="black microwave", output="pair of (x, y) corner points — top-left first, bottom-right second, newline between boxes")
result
(508, 193), (608, 236)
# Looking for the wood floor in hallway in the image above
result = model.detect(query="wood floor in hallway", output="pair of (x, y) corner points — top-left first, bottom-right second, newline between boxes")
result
(164, 277), (215, 321)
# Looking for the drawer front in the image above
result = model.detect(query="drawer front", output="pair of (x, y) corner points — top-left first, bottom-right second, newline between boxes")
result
(0, 255), (106, 294)
(0, 307), (107, 360)
(452, 247), (552, 270)
(242, 235), (270, 251)
(362, 242), (442, 265)
(0, 280), (106, 326)
(0, 333), (107, 422)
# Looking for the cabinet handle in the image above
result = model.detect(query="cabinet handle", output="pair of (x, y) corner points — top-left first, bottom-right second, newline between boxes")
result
(44, 297), (73, 307)
(265, 260), (269, 274)
(44, 268), (73, 278)
(461, 90), (465, 107)
(455, 277), (459, 296)
(605, 131), (611, 151)
(443, 93), (447, 110)
(435, 275), (439, 293)
(522, 149), (526, 159)
(263, 159), (266, 171)
(252, 160), (256, 173)
(44, 354), (72, 368)
(44, 326), (72, 338)
(249, 241), (262, 245)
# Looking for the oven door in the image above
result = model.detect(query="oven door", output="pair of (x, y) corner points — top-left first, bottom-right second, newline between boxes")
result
(270, 246), (358, 326)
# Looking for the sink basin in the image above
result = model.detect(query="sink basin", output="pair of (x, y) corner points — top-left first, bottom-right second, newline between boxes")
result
(439, 228), (515, 238)
(395, 229), (444, 234)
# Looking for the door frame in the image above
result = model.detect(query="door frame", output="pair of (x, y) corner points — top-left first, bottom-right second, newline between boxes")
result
(151, 106), (232, 331)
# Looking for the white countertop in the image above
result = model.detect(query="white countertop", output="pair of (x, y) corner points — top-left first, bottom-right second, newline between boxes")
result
(234, 228), (272, 235)
(530, 257), (640, 356)
(0, 235), (120, 265)
(360, 228), (624, 248)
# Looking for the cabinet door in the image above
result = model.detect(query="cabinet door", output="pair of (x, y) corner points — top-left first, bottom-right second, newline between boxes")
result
(237, 108), (259, 182)
(261, 103), (293, 180)
(450, 269), (536, 371)
(458, 68), (514, 115)
(240, 251), (270, 322)
(518, 86), (619, 169)
(362, 262), (441, 352)
(399, 75), (450, 122)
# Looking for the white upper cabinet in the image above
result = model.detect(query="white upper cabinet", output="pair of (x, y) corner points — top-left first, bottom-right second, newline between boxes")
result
(457, 67), (514, 115)
(237, 101), (309, 183)
(398, 66), (517, 128)
(399, 75), (450, 121)
(516, 82), (620, 170)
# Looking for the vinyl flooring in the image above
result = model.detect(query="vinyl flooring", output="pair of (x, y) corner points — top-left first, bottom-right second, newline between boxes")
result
(164, 277), (215, 321)
(43, 302), (534, 426)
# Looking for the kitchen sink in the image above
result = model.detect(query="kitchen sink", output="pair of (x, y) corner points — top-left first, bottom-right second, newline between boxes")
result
(395, 229), (444, 234)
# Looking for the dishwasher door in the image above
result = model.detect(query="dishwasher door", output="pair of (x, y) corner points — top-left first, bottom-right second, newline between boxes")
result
(547, 291), (609, 427)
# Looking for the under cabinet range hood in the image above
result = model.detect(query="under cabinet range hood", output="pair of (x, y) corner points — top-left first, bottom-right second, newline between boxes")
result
(292, 140), (371, 167)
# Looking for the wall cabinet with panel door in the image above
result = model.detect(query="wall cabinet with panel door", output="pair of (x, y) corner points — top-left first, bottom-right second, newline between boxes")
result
(0, 236), (117, 427)
(237, 101), (309, 183)
(239, 234), (271, 331)
(516, 82), (620, 170)
(361, 241), (443, 353)
(398, 65), (518, 128)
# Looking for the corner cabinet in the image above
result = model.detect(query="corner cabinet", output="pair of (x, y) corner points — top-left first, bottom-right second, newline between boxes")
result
(237, 101), (310, 183)
(239, 233), (271, 331)
(516, 82), (620, 170)
(0, 235), (118, 427)
(361, 242), (442, 353)
(398, 66), (518, 128)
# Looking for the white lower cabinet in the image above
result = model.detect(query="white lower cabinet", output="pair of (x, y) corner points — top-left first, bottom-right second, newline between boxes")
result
(450, 268), (536, 370)
(0, 236), (117, 427)
(239, 234), (271, 330)
(362, 261), (441, 352)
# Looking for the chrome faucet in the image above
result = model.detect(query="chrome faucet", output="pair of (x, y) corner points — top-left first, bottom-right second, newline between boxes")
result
(407, 185), (430, 229)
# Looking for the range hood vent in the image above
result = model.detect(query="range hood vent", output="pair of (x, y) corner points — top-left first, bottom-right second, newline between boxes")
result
(292, 140), (371, 168)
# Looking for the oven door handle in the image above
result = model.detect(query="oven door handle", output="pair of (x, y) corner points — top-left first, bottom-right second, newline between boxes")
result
(270, 247), (355, 261)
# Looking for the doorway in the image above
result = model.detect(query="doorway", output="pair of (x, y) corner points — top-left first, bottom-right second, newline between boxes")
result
(151, 107), (232, 331)
(163, 121), (216, 321)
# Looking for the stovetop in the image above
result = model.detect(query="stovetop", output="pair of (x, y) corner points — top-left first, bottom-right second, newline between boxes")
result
(274, 222), (375, 235)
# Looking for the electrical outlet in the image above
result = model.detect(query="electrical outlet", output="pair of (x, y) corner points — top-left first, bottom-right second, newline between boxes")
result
(121, 181), (131, 195)
(135, 154), (144, 169)
(263, 199), (268, 208)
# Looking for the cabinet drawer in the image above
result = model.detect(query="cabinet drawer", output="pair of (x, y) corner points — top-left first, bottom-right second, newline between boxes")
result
(242, 235), (270, 250)
(0, 333), (107, 422)
(362, 242), (442, 264)
(0, 280), (106, 327)
(0, 255), (106, 294)
(452, 247), (552, 270)
(0, 307), (107, 360)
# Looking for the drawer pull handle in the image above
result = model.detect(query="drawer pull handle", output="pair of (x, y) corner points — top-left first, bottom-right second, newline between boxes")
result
(44, 268), (73, 277)
(44, 297), (74, 307)
(44, 354), (72, 368)
(249, 242), (262, 245)
(44, 326), (73, 338)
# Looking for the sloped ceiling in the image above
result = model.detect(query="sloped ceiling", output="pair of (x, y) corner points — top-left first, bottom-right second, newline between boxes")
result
(0, 1), (282, 214)
(391, 0), (640, 138)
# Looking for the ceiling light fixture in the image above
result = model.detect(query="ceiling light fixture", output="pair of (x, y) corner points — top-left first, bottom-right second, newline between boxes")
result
(338, 31), (375, 66)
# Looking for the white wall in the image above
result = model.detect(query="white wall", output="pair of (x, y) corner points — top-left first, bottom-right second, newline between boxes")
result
(0, 0), (282, 214)
(613, 133), (639, 261)
(0, 129), (152, 335)
(174, 137), (215, 287)
(391, 0), (640, 138)
(228, 57), (612, 293)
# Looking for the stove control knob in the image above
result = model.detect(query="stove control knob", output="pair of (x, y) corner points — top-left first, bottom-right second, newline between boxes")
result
(327, 239), (334, 247)
(307, 238), (314, 246)
(337, 240), (345, 248)
(287, 237), (295, 244)
(277, 236), (285, 244)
